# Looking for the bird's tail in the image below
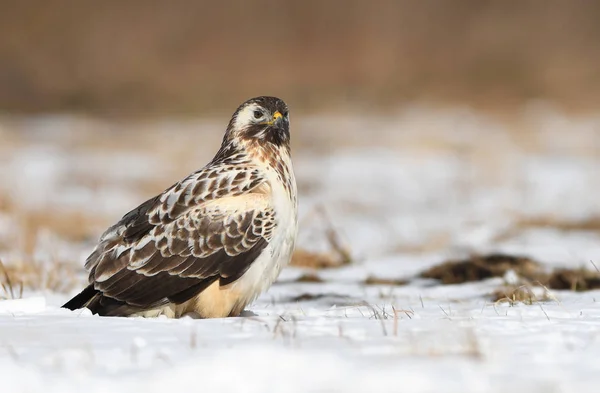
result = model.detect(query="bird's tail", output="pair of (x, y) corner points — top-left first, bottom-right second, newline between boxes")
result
(62, 284), (99, 311)
(62, 284), (136, 316)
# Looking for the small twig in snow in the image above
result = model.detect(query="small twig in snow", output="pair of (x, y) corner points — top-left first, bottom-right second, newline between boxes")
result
(538, 304), (550, 321)
(439, 305), (452, 319)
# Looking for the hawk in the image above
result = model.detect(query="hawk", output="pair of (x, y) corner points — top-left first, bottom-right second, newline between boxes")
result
(63, 96), (297, 318)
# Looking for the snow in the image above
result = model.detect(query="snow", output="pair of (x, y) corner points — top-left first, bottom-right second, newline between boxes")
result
(2, 287), (600, 392)
(1, 105), (600, 392)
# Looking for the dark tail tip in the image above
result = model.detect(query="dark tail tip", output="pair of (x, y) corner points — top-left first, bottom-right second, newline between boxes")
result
(62, 285), (133, 316)
(62, 284), (98, 311)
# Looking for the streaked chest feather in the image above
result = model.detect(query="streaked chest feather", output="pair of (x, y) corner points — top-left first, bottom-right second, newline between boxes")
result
(181, 150), (297, 318)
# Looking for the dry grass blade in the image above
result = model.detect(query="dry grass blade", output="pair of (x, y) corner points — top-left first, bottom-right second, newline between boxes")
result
(319, 206), (352, 266)
(491, 284), (550, 305)
(0, 259), (23, 300)
(0, 259), (80, 294)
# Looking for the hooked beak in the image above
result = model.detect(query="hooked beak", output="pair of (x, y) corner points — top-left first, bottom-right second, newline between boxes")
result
(265, 111), (284, 127)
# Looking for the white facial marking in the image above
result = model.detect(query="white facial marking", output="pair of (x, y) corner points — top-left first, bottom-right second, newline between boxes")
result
(233, 103), (268, 131)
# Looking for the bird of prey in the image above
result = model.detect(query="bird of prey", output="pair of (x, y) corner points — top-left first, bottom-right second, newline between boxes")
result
(63, 96), (297, 318)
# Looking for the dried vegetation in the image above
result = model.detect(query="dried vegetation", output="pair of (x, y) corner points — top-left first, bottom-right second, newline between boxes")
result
(420, 254), (542, 284)
(421, 253), (600, 304)
(290, 207), (352, 269)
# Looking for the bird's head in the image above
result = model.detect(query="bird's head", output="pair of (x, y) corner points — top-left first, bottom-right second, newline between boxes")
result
(224, 96), (290, 148)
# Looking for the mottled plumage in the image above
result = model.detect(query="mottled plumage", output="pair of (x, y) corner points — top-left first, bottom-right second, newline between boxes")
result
(63, 96), (297, 318)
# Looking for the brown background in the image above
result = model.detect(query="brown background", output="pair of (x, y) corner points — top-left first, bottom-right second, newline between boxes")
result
(1, 0), (600, 115)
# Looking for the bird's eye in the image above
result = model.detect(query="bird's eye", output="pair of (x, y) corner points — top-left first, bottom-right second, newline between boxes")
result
(253, 110), (263, 119)
(283, 111), (289, 117)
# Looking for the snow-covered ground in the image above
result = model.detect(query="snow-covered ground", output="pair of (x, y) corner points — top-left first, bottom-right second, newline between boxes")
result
(1, 104), (600, 392)
(3, 288), (600, 393)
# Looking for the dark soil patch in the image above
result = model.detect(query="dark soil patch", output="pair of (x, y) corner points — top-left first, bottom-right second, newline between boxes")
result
(422, 252), (600, 296)
(286, 293), (356, 306)
(420, 253), (543, 284)
(363, 276), (409, 286)
(546, 268), (600, 291)
(292, 273), (325, 283)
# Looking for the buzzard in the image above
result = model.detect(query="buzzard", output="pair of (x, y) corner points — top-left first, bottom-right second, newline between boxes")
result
(63, 96), (297, 318)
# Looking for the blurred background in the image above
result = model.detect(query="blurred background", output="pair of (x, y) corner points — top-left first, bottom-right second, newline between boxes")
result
(1, 1), (600, 295)
(2, 0), (600, 115)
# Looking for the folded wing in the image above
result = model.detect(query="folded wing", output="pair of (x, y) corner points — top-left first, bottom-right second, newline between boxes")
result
(75, 163), (274, 313)
(88, 199), (275, 309)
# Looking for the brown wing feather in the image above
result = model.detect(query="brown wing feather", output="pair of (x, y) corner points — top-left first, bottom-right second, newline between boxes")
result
(97, 240), (267, 308)
(86, 159), (265, 271)
(85, 158), (264, 266)
(88, 199), (275, 311)
(77, 159), (273, 313)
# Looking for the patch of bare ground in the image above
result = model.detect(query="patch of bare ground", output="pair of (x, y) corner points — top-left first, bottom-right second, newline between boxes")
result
(420, 253), (543, 284)
(290, 249), (350, 269)
(290, 207), (352, 269)
(421, 253), (600, 303)
(516, 216), (600, 232)
(495, 216), (600, 242)
(363, 276), (409, 286)
(290, 273), (325, 283)
(286, 293), (356, 305)
(546, 268), (600, 291)
(388, 233), (453, 255)
(282, 272), (408, 286)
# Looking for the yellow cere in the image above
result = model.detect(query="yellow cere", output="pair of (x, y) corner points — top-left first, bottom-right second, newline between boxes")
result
(265, 111), (283, 125)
